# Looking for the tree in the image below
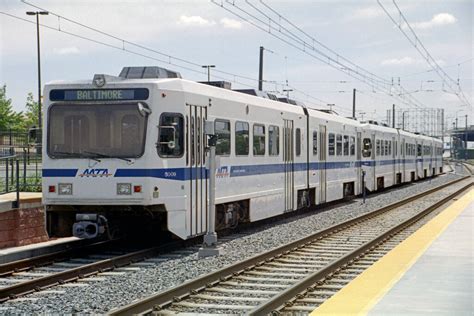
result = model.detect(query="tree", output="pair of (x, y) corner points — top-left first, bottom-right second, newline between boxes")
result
(22, 92), (41, 130)
(0, 85), (23, 131)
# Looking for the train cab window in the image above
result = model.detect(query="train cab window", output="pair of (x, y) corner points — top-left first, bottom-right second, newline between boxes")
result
(350, 136), (355, 156)
(343, 135), (349, 156)
(215, 119), (231, 156)
(253, 124), (265, 156)
(158, 113), (184, 157)
(362, 138), (372, 158)
(376, 140), (381, 156)
(336, 134), (342, 156)
(328, 133), (335, 156)
(417, 144), (422, 156)
(269, 125), (280, 156)
(312, 131), (318, 156)
(235, 121), (249, 156)
(296, 128), (301, 156)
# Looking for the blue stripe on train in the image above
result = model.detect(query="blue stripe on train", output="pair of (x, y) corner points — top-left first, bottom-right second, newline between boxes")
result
(42, 158), (442, 180)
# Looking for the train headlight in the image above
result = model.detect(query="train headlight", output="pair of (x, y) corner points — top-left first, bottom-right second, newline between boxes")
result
(117, 183), (132, 195)
(58, 183), (73, 195)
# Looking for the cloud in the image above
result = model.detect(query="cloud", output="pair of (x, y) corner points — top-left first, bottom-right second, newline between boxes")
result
(381, 57), (416, 66)
(178, 15), (216, 27)
(406, 13), (457, 30)
(353, 6), (382, 19)
(54, 46), (80, 55)
(220, 17), (242, 29)
(380, 57), (446, 67)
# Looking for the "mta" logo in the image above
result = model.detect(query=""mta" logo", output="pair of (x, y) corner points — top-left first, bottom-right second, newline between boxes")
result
(79, 168), (113, 177)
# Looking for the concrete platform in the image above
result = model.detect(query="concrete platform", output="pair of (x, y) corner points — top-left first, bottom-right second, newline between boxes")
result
(0, 192), (42, 212)
(312, 187), (473, 315)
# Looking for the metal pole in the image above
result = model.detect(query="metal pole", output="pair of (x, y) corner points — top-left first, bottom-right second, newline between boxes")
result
(258, 46), (264, 91)
(402, 112), (405, 130)
(13, 160), (20, 209)
(199, 122), (222, 258)
(352, 88), (356, 119)
(5, 158), (9, 193)
(465, 114), (468, 160)
(455, 117), (458, 129)
(392, 104), (395, 128)
(36, 14), (42, 130)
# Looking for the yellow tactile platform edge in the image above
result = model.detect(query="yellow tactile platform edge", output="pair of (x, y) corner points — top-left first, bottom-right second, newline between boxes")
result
(311, 187), (474, 316)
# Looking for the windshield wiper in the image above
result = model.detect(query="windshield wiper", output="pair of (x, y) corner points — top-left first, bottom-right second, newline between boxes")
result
(54, 151), (101, 162)
(83, 151), (132, 163)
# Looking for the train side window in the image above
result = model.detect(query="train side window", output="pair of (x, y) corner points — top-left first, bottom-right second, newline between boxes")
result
(253, 124), (265, 156)
(362, 138), (372, 157)
(376, 140), (381, 156)
(215, 119), (231, 156)
(235, 121), (249, 156)
(380, 140), (384, 156)
(394, 141), (397, 156)
(384, 140), (388, 156)
(343, 135), (349, 156)
(312, 131), (318, 156)
(336, 134), (342, 156)
(296, 128), (301, 156)
(417, 144), (422, 156)
(328, 133), (335, 156)
(269, 125), (279, 156)
(350, 136), (355, 156)
(158, 113), (184, 158)
(388, 141), (391, 156)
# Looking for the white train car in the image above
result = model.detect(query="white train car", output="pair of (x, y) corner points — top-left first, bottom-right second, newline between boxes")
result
(42, 66), (443, 240)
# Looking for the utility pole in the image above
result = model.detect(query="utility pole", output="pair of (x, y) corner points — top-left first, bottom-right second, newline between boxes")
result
(352, 88), (356, 119)
(327, 103), (335, 112)
(26, 11), (48, 131)
(392, 104), (395, 128)
(202, 65), (215, 82)
(359, 111), (366, 121)
(258, 46), (264, 91)
(465, 114), (468, 160)
(283, 89), (293, 98)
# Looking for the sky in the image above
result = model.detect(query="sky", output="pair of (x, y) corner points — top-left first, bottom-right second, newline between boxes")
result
(0, 0), (472, 128)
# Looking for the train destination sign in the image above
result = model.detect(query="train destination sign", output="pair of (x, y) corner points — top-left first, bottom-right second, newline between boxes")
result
(49, 88), (149, 101)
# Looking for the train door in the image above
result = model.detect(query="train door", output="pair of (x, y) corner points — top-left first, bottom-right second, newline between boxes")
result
(186, 104), (208, 236)
(283, 119), (294, 211)
(319, 125), (327, 203)
(402, 138), (406, 182)
(392, 136), (396, 185)
(356, 131), (362, 194)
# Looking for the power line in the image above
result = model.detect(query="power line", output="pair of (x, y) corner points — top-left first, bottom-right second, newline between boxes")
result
(377, 0), (471, 108)
(2, 6), (332, 108)
(212, 0), (428, 110)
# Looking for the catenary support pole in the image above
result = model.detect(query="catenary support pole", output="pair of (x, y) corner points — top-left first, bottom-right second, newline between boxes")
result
(258, 46), (264, 91)
(352, 88), (356, 119)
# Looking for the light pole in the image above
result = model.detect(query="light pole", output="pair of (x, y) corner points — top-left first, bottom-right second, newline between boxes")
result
(202, 65), (215, 83)
(26, 11), (48, 131)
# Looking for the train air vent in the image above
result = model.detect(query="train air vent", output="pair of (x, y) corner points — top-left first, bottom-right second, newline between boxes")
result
(119, 66), (182, 79)
(199, 81), (232, 89)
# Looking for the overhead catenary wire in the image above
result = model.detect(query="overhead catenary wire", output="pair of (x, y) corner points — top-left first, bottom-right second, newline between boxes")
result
(4, 4), (334, 109)
(212, 0), (428, 110)
(377, 0), (472, 108)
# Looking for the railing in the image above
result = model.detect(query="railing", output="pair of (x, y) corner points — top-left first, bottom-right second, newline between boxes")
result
(0, 129), (42, 196)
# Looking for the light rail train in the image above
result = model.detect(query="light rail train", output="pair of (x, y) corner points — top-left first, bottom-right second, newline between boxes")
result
(42, 66), (443, 239)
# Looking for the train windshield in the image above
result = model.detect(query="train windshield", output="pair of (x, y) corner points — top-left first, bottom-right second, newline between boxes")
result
(47, 103), (148, 159)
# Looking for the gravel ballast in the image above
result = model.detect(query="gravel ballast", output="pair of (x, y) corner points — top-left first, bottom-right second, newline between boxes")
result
(0, 166), (469, 314)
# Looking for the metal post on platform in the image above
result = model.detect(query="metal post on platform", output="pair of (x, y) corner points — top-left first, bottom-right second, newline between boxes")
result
(465, 115), (468, 161)
(13, 160), (20, 209)
(199, 120), (223, 258)
(5, 158), (9, 193)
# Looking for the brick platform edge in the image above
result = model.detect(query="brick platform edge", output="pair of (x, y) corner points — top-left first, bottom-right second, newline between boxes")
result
(0, 198), (48, 249)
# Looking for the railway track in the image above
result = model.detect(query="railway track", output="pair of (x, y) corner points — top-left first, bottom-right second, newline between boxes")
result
(0, 240), (183, 302)
(109, 175), (472, 315)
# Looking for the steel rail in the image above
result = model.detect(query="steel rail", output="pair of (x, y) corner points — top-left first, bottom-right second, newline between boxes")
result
(108, 175), (470, 315)
(0, 240), (114, 277)
(254, 180), (473, 314)
(0, 240), (184, 302)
